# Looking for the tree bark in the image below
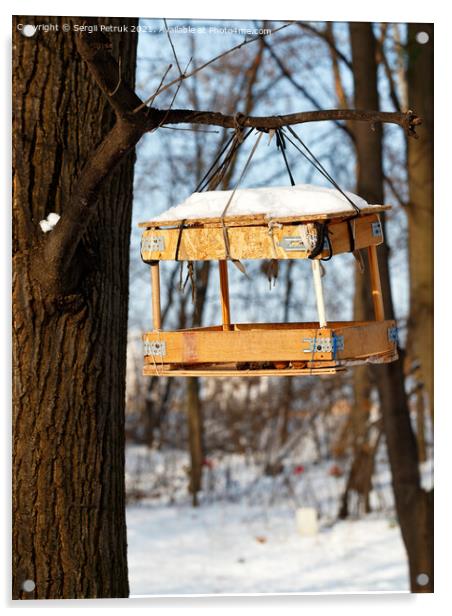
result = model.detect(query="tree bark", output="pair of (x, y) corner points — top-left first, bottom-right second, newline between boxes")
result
(349, 22), (433, 592)
(186, 262), (210, 506)
(12, 16), (138, 599)
(406, 24), (434, 415)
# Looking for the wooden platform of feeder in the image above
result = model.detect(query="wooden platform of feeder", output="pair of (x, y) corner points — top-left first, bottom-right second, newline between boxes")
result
(140, 210), (387, 262)
(142, 320), (398, 377)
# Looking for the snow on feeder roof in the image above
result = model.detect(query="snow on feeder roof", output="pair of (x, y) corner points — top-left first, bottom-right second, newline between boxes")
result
(139, 184), (389, 228)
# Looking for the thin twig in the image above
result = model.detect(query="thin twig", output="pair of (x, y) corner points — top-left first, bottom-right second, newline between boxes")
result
(108, 56), (122, 96)
(163, 18), (183, 76)
(134, 64), (173, 114)
(161, 126), (220, 133)
(153, 57), (193, 131)
(298, 22), (353, 70)
(262, 37), (354, 141)
(384, 173), (408, 206)
(148, 22), (293, 102)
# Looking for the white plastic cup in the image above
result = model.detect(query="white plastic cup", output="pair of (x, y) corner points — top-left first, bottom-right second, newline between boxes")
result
(296, 507), (318, 536)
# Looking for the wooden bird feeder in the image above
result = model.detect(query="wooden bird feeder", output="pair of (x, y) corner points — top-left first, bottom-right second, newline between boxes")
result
(139, 190), (398, 377)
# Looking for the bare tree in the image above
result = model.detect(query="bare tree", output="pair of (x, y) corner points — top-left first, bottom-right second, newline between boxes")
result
(349, 22), (433, 592)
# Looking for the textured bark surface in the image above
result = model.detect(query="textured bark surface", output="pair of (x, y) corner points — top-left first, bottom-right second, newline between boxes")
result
(350, 22), (433, 593)
(12, 16), (138, 599)
(406, 24), (434, 413)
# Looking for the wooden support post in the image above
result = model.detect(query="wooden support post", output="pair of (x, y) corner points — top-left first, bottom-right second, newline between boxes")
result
(367, 245), (385, 321)
(151, 261), (162, 330)
(311, 259), (327, 328)
(218, 260), (232, 331)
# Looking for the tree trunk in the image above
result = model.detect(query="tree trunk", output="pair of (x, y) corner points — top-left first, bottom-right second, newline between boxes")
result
(186, 377), (204, 506)
(406, 24), (434, 415)
(12, 16), (138, 599)
(349, 22), (433, 592)
(341, 267), (374, 516)
(186, 261), (210, 505)
(415, 386), (427, 464)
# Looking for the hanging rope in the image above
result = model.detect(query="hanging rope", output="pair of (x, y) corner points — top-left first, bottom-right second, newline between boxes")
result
(274, 127), (333, 261)
(281, 125), (362, 254)
(174, 127), (252, 264)
(219, 130), (264, 273)
(276, 129), (296, 187)
(196, 128), (253, 193)
(283, 125), (362, 218)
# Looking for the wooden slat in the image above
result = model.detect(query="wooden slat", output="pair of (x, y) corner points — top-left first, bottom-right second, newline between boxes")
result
(367, 245), (385, 321)
(144, 327), (334, 363)
(218, 260), (231, 330)
(150, 262), (161, 330)
(142, 320), (396, 365)
(170, 320), (383, 332)
(138, 205), (392, 229)
(141, 213), (383, 261)
(143, 365), (344, 377)
(333, 321), (394, 359)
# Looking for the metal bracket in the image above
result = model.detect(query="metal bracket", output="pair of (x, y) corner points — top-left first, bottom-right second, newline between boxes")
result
(371, 221), (383, 238)
(143, 340), (166, 357)
(303, 335), (344, 354)
(142, 236), (165, 253)
(279, 236), (329, 252)
(387, 326), (398, 344)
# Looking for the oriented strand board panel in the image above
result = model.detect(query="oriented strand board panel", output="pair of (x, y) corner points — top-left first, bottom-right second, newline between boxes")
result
(141, 213), (384, 262)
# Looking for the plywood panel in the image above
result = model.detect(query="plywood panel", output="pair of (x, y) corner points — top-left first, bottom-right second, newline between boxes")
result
(141, 214), (384, 261)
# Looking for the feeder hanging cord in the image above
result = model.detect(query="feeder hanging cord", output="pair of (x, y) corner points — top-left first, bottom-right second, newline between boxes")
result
(195, 128), (254, 193)
(174, 127), (253, 262)
(283, 125), (362, 217)
(275, 127), (333, 261)
(174, 125), (256, 295)
(219, 129), (265, 271)
(275, 128), (296, 187)
(282, 125), (361, 253)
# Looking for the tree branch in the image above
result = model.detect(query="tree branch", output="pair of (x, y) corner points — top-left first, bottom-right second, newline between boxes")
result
(298, 23), (353, 71)
(74, 18), (144, 119)
(261, 36), (354, 141)
(151, 107), (421, 135)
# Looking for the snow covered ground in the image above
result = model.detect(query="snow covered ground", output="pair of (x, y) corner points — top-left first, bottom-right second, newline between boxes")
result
(127, 503), (408, 596)
(125, 447), (410, 596)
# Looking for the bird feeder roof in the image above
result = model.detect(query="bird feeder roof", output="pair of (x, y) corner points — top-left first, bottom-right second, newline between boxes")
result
(139, 184), (391, 229)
